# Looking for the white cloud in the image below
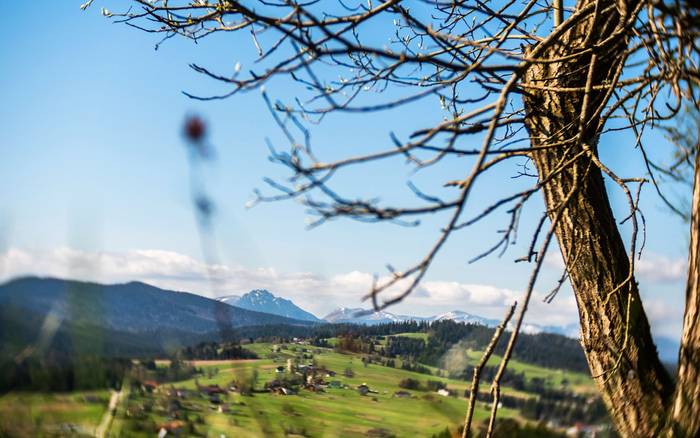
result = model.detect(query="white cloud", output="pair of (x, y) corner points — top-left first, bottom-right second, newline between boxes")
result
(414, 281), (515, 306)
(545, 249), (687, 283)
(636, 253), (687, 283)
(642, 296), (684, 339)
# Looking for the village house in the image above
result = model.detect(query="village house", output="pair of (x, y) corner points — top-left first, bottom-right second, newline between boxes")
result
(267, 379), (298, 396)
(197, 384), (226, 396)
(357, 383), (371, 396)
(157, 420), (186, 437)
(142, 380), (159, 393)
(196, 383), (226, 405)
(303, 382), (325, 393)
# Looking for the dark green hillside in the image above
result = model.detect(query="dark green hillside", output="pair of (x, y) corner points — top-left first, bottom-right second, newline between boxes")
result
(0, 277), (319, 364)
(0, 276), (315, 334)
(229, 319), (588, 373)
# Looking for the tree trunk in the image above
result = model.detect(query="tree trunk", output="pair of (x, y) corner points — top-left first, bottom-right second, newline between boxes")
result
(522, 1), (676, 435)
(667, 143), (700, 436)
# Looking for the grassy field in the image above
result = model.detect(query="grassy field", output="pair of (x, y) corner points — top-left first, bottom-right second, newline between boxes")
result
(391, 332), (429, 341)
(116, 342), (595, 437)
(137, 346), (513, 437)
(461, 349), (593, 391)
(179, 347), (514, 436)
(384, 333), (592, 393)
(0, 389), (110, 436)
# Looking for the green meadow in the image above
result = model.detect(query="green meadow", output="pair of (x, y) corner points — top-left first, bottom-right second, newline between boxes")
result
(126, 341), (592, 437)
(0, 389), (110, 437)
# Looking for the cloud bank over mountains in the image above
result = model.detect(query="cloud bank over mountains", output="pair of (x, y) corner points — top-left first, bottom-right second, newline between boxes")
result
(0, 247), (685, 333)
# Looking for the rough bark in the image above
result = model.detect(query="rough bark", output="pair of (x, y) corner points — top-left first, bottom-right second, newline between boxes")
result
(667, 147), (700, 437)
(522, 1), (676, 435)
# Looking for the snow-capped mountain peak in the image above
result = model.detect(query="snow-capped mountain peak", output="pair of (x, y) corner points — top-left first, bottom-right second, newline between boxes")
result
(322, 307), (427, 325)
(431, 311), (500, 326)
(217, 289), (320, 322)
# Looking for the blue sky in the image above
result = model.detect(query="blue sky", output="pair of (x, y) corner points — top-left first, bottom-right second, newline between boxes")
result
(0, 2), (691, 338)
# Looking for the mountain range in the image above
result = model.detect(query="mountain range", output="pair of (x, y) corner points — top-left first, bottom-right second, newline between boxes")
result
(218, 292), (677, 362)
(214, 296), (510, 330)
(321, 307), (498, 326)
(320, 307), (579, 337)
(0, 277), (679, 363)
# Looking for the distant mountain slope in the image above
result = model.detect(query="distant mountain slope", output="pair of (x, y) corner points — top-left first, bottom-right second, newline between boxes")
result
(323, 307), (427, 325)
(218, 289), (320, 322)
(0, 302), (202, 359)
(323, 307), (509, 326)
(0, 277), (314, 357)
(430, 310), (500, 327)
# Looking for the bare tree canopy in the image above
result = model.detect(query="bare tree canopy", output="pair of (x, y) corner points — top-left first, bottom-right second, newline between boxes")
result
(90, 0), (700, 435)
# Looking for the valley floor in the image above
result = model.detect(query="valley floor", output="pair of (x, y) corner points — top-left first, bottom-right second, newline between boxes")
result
(0, 339), (600, 437)
(122, 341), (594, 437)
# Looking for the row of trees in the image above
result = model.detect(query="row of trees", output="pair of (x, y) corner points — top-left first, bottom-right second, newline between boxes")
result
(0, 353), (130, 392)
(178, 341), (258, 361)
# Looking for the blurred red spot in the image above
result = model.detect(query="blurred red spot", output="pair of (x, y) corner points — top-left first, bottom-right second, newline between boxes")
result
(185, 115), (206, 142)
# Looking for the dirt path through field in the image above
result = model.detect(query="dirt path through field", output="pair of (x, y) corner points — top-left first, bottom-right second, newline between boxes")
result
(95, 388), (121, 438)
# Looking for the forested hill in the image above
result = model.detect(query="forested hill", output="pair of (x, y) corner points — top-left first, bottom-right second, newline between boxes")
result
(427, 320), (588, 373)
(0, 277), (316, 358)
(231, 319), (589, 373)
(0, 276), (315, 332)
